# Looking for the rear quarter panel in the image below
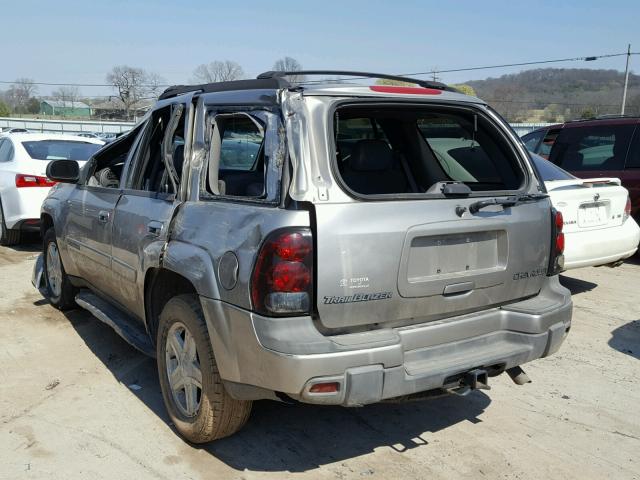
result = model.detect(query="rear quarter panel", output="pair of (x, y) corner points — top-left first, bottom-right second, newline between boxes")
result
(166, 201), (310, 308)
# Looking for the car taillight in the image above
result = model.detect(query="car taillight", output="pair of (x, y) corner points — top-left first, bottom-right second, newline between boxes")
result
(548, 208), (565, 275)
(251, 228), (313, 316)
(623, 196), (631, 222)
(15, 174), (56, 188)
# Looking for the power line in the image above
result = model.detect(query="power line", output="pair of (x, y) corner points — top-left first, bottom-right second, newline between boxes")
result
(298, 51), (640, 85)
(1, 51), (638, 89)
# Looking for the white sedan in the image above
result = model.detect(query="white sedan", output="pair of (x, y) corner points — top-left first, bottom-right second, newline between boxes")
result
(0, 133), (104, 245)
(530, 153), (640, 270)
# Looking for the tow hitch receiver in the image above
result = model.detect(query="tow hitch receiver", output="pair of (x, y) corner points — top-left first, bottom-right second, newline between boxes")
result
(462, 369), (490, 391)
(446, 369), (491, 396)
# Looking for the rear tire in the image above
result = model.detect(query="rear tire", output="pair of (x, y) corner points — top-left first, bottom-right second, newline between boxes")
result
(157, 294), (252, 443)
(0, 199), (20, 246)
(43, 228), (77, 309)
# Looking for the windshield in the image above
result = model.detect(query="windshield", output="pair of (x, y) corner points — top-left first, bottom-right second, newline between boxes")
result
(529, 152), (575, 181)
(22, 140), (102, 161)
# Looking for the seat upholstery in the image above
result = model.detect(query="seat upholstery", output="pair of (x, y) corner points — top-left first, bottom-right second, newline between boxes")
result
(341, 139), (408, 195)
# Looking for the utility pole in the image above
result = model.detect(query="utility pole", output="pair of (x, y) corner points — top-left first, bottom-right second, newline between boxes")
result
(621, 43), (631, 115)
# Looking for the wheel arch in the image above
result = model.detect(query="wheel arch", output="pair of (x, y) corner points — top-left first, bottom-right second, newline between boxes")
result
(144, 268), (199, 346)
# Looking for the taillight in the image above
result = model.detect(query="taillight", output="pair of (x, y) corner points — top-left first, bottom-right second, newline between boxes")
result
(548, 208), (565, 275)
(623, 196), (631, 222)
(15, 174), (56, 188)
(251, 228), (313, 316)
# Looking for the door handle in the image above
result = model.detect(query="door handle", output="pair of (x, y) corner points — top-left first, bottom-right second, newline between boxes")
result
(147, 221), (164, 236)
(98, 210), (109, 223)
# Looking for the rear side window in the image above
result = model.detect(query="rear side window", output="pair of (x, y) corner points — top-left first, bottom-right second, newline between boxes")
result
(0, 138), (14, 162)
(22, 140), (101, 161)
(549, 124), (635, 171)
(334, 106), (523, 196)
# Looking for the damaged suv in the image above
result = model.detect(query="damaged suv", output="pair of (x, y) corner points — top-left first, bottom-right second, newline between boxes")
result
(34, 71), (572, 443)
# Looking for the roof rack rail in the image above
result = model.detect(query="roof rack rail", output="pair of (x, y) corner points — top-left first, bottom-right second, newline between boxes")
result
(257, 70), (453, 91)
(159, 77), (291, 100)
(566, 113), (640, 123)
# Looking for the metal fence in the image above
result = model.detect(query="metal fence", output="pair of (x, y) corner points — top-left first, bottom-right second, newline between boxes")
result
(0, 117), (135, 135)
(510, 123), (553, 136)
(1, 116), (551, 138)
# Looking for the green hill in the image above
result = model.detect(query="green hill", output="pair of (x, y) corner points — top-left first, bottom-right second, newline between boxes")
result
(465, 68), (640, 122)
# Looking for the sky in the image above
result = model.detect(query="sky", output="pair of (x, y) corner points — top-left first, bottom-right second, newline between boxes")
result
(1, 0), (639, 97)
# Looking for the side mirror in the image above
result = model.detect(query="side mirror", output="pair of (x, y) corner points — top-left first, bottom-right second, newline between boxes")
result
(46, 159), (79, 183)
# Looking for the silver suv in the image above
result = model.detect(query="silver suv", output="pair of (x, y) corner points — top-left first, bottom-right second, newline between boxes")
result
(33, 71), (572, 443)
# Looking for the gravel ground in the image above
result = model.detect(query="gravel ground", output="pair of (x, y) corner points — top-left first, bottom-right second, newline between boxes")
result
(0, 240), (638, 480)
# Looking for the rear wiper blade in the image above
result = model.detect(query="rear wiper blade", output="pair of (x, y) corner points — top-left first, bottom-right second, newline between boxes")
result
(468, 193), (548, 214)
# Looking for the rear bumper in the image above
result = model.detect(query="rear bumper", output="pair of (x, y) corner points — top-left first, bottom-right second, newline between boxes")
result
(563, 218), (640, 270)
(2, 186), (50, 229)
(201, 276), (572, 405)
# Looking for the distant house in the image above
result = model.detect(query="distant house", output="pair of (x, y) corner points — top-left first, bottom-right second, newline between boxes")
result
(40, 100), (92, 117)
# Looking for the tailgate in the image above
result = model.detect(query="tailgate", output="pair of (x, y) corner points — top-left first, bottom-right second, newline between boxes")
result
(314, 198), (552, 330)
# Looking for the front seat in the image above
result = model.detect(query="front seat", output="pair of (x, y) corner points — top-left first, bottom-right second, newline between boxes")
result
(341, 139), (408, 195)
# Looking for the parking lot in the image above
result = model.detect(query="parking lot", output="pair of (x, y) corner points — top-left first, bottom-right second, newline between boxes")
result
(0, 240), (638, 480)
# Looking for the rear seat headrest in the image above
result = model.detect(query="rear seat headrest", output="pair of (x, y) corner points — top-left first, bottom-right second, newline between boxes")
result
(349, 139), (394, 172)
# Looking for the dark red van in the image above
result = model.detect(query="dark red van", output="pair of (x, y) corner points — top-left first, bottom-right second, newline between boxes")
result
(523, 117), (640, 220)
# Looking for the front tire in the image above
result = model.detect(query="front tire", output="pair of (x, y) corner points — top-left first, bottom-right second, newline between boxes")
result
(157, 294), (252, 443)
(43, 228), (77, 309)
(0, 198), (20, 246)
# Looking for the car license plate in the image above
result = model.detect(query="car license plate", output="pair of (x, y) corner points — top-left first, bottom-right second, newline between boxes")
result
(578, 203), (607, 227)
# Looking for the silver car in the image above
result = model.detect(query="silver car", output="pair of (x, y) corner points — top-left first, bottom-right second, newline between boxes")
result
(33, 71), (572, 443)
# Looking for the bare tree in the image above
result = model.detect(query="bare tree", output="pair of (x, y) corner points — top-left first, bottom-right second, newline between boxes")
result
(6, 78), (38, 112)
(52, 86), (80, 106)
(191, 60), (245, 83)
(106, 66), (165, 120)
(272, 57), (305, 82)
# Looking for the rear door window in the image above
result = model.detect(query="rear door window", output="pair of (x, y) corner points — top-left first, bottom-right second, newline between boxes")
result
(549, 124), (635, 171)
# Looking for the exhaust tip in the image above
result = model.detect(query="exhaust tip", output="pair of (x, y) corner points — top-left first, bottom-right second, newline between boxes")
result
(506, 366), (531, 385)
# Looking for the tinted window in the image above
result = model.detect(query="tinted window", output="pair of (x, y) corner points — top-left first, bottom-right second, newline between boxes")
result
(529, 153), (575, 181)
(626, 127), (640, 169)
(522, 130), (544, 151)
(549, 124), (635, 171)
(22, 140), (101, 161)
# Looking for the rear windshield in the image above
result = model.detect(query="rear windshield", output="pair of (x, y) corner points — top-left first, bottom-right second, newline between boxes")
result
(22, 140), (102, 161)
(549, 124), (635, 171)
(334, 105), (523, 196)
(529, 152), (575, 181)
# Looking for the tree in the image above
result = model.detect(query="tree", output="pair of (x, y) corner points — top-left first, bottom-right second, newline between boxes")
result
(5, 78), (38, 113)
(106, 66), (165, 120)
(375, 78), (414, 86)
(52, 86), (80, 105)
(0, 100), (10, 117)
(580, 107), (596, 119)
(272, 57), (304, 82)
(191, 60), (245, 83)
(451, 84), (477, 96)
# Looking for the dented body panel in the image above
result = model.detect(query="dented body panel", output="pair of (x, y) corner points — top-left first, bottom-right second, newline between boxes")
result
(36, 79), (572, 407)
